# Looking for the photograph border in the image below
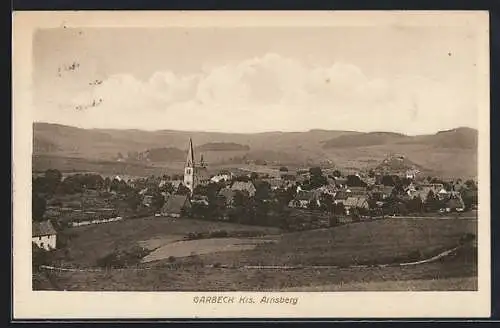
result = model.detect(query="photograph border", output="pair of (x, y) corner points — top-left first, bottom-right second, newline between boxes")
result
(12, 10), (492, 320)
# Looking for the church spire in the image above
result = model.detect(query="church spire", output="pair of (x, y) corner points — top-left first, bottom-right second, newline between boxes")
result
(186, 138), (195, 168)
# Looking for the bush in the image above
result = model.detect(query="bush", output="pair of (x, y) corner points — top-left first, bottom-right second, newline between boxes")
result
(459, 233), (476, 245)
(407, 250), (424, 262)
(96, 246), (150, 268)
(167, 256), (176, 263)
(209, 230), (228, 238)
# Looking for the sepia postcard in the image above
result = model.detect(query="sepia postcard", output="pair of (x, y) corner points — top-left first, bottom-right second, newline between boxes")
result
(12, 11), (490, 319)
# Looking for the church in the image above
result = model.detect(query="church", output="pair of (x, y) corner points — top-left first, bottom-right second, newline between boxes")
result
(183, 138), (209, 193)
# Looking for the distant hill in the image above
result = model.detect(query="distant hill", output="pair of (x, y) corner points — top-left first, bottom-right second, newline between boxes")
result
(398, 127), (478, 149)
(322, 127), (478, 149)
(197, 142), (250, 152)
(32, 122), (478, 179)
(373, 154), (426, 175)
(322, 132), (409, 148)
(143, 147), (186, 162)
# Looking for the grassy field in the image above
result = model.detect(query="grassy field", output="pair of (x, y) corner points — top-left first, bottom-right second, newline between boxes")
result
(35, 243), (477, 291)
(281, 277), (478, 291)
(185, 218), (477, 267)
(51, 217), (282, 267)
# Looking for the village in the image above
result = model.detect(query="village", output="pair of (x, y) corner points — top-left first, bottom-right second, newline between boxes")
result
(32, 138), (478, 252)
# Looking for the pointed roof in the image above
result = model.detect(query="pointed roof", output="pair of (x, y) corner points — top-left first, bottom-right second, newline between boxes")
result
(186, 138), (195, 167)
(32, 220), (57, 237)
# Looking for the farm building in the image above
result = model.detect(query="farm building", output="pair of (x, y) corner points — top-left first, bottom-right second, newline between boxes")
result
(160, 194), (191, 218)
(345, 186), (368, 197)
(288, 191), (320, 209)
(231, 181), (257, 197)
(32, 220), (57, 251)
(342, 196), (369, 215)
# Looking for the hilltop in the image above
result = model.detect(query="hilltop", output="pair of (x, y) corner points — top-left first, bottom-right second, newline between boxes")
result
(32, 123), (478, 179)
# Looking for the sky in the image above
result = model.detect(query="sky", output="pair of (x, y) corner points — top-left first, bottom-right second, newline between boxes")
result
(32, 26), (479, 135)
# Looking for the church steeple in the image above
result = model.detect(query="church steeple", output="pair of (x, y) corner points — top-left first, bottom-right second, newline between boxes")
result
(186, 138), (195, 168)
(184, 138), (196, 193)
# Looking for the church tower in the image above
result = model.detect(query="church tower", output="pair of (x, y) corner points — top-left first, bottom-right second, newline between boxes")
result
(184, 138), (195, 193)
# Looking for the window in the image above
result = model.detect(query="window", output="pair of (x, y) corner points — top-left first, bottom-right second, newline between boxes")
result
(186, 168), (191, 174)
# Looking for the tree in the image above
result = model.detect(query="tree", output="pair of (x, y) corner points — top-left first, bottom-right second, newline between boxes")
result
(279, 166), (288, 172)
(193, 184), (208, 196)
(176, 184), (191, 195)
(124, 191), (142, 211)
(333, 202), (345, 216)
(425, 190), (439, 211)
(309, 167), (327, 189)
(161, 182), (175, 194)
(407, 196), (424, 214)
(465, 179), (477, 190)
(381, 175), (399, 187)
(320, 193), (334, 212)
(44, 169), (62, 184)
(151, 192), (165, 211)
(346, 175), (367, 187)
(332, 170), (342, 178)
(250, 172), (259, 181)
(32, 193), (46, 221)
(254, 181), (271, 201)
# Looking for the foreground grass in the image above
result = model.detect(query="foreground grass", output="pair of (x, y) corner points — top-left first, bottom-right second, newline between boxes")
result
(35, 244), (477, 291)
(187, 218), (477, 267)
(52, 217), (282, 267)
(280, 277), (478, 292)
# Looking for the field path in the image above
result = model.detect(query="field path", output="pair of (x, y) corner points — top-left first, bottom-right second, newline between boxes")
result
(38, 244), (464, 273)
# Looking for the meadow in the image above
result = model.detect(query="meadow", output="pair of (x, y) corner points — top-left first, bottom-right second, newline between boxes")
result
(35, 242), (477, 291)
(35, 215), (478, 291)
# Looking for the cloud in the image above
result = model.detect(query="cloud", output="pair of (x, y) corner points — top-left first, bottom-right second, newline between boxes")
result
(35, 53), (476, 134)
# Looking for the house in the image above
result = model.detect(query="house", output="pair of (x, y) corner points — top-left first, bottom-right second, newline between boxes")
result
(170, 180), (184, 191)
(371, 185), (394, 199)
(331, 177), (348, 188)
(210, 172), (233, 183)
(231, 181), (257, 197)
(32, 220), (57, 251)
(405, 168), (420, 180)
(266, 178), (294, 191)
(218, 188), (237, 207)
(437, 188), (450, 200)
(345, 186), (368, 197)
(316, 184), (337, 196)
(160, 194), (191, 218)
(342, 196), (369, 215)
(192, 195), (209, 206)
(288, 191), (320, 209)
(334, 190), (349, 205)
(441, 196), (466, 213)
(142, 194), (153, 207)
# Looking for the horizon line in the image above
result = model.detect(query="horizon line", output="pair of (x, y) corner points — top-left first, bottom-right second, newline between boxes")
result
(32, 120), (478, 137)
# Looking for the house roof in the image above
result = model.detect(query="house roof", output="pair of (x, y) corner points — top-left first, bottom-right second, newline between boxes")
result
(446, 197), (465, 209)
(295, 191), (315, 201)
(344, 196), (368, 208)
(335, 191), (349, 200)
(346, 186), (367, 192)
(161, 194), (189, 214)
(231, 181), (256, 192)
(32, 220), (57, 237)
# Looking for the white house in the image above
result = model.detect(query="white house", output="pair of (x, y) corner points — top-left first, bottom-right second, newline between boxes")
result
(32, 220), (57, 251)
(210, 172), (233, 183)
